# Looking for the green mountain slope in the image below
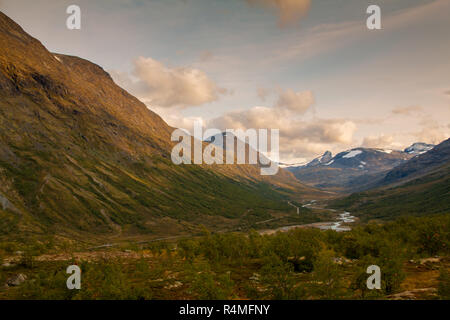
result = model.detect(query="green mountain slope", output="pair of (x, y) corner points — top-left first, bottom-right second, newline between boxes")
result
(381, 138), (450, 186)
(330, 159), (450, 222)
(0, 12), (318, 240)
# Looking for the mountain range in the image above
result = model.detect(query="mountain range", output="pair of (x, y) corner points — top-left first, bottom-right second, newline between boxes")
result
(286, 142), (436, 192)
(330, 138), (450, 221)
(0, 10), (448, 242)
(0, 11), (318, 240)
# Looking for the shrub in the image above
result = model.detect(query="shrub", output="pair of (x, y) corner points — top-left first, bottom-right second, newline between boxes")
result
(311, 249), (345, 299)
(259, 255), (307, 300)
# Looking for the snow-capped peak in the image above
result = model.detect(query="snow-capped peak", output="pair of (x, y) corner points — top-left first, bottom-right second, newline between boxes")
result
(404, 142), (434, 155)
(306, 151), (333, 167)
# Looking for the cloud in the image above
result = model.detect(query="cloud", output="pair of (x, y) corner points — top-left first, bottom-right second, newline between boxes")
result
(362, 134), (396, 148)
(207, 90), (356, 160)
(245, 0), (311, 27)
(152, 105), (205, 133)
(414, 127), (449, 144)
(413, 117), (449, 144)
(286, 119), (356, 144)
(275, 89), (314, 113)
(112, 56), (227, 108)
(278, 119), (357, 161)
(392, 106), (423, 115)
(209, 110), (356, 160)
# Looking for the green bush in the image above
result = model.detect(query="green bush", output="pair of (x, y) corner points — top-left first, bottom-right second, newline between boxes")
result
(259, 255), (306, 299)
(311, 249), (345, 299)
(188, 265), (235, 300)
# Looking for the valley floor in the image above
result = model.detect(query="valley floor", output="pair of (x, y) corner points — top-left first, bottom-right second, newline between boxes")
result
(1, 212), (449, 300)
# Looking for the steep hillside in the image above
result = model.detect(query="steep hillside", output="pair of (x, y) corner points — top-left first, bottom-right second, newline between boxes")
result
(381, 138), (450, 186)
(0, 12), (316, 241)
(330, 163), (450, 221)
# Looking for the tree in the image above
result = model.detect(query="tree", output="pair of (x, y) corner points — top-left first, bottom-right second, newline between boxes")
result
(377, 245), (405, 294)
(311, 248), (345, 299)
(188, 262), (235, 299)
(350, 256), (383, 299)
(259, 255), (306, 300)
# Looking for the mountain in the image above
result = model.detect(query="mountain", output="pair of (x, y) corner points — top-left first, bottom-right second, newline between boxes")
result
(205, 131), (273, 168)
(306, 151), (333, 167)
(0, 12), (317, 240)
(330, 138), (450, 221)
(282, 151), (332, 170)
(404, 142), (435, 155)
(381, 138), (449, 186)
(287, 147), (413, 192)
(202, 131), (323, 191)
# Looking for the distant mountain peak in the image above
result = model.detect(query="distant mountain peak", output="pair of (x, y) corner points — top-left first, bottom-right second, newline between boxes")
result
(307, 150), (333, 167)
(404, 142), (435, 155)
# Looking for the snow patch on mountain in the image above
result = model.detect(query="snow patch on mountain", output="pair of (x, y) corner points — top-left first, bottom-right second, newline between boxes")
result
(343, 150), (362, 158)
(306, 151), (332, 167)
(404, 142), (434, 155)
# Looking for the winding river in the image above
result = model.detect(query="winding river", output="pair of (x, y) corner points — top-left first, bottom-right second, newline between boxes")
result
(259, 201), (356, 235)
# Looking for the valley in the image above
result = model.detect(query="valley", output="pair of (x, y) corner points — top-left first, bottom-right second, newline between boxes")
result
(0, 11), (323, 242)
(0, 9), (449, 301)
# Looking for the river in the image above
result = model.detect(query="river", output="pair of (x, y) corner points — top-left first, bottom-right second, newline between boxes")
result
(259, 202), (356, 235)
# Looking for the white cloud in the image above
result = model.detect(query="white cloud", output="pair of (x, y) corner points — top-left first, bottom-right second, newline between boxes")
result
(362, 134), (396, 149)
(414, 127), (449, 145)
(206, 90), (356, 160)
(275, 89), (314, 113)
(148, 106), (205, 133)
(111, 56), (227, 108)
(413, 117), (449, 144)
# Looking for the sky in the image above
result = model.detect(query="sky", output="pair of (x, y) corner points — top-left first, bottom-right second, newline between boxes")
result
(1, 0), (449, 163)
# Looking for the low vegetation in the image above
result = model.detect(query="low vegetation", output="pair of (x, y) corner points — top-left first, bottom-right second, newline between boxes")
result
(1, 214), (449, 300)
